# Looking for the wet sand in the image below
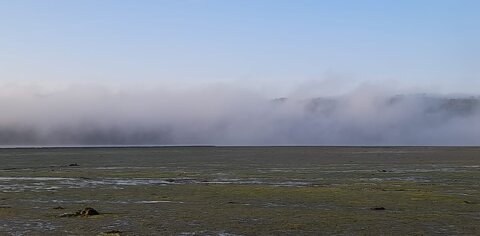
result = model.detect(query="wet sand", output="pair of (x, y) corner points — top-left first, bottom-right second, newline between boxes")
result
(0, 147), (479, 235)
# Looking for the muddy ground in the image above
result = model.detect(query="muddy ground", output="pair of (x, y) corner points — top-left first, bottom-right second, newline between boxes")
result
(0, 147), (479, 235)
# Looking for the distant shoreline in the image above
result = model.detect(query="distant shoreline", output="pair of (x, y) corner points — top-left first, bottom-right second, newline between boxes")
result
(0, 145), (217, 149)
(1, 145), (479, 149)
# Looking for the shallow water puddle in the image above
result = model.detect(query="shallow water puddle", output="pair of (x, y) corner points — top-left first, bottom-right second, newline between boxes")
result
(0, 176), (313, 192)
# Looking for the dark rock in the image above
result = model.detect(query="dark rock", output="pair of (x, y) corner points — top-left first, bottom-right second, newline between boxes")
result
(370, 207), (386, 211)
(69, 163), (79, 167)
(101, 230), (122, 236)
(53, 206), (64, 210)
(59, 207), (100, 217)
(104, 230), (122, 233)
(79, 207), (99, 216)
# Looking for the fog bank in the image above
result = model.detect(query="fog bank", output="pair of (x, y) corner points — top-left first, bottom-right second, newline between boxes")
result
(1, 83), (479, 146)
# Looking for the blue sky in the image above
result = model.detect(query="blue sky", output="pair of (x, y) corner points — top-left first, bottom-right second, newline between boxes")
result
(1, 0), (479, 95)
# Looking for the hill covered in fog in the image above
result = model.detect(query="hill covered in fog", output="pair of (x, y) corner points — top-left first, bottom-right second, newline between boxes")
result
(277, 95), (480, 117)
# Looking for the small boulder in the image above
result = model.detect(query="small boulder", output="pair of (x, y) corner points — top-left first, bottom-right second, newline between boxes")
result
(79, 207), (99, 216)
(99, 230), (122, 236)
(370, 207), (386, 211)
(59, 207), (100, 217)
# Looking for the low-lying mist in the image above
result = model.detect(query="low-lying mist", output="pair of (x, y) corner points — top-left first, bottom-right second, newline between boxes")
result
(1, 82), (479, 146)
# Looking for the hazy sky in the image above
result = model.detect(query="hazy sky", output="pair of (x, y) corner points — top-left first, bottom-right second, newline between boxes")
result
(1, 0), (479, 95)
(1, 1), (480, 145)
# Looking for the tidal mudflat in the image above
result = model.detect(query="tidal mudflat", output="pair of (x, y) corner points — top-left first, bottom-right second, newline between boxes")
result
(0, 147), (479, 235)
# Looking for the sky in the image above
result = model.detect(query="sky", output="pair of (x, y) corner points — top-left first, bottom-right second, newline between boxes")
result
(1, 0), (479, 94)
(0, 0), (479, 145)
